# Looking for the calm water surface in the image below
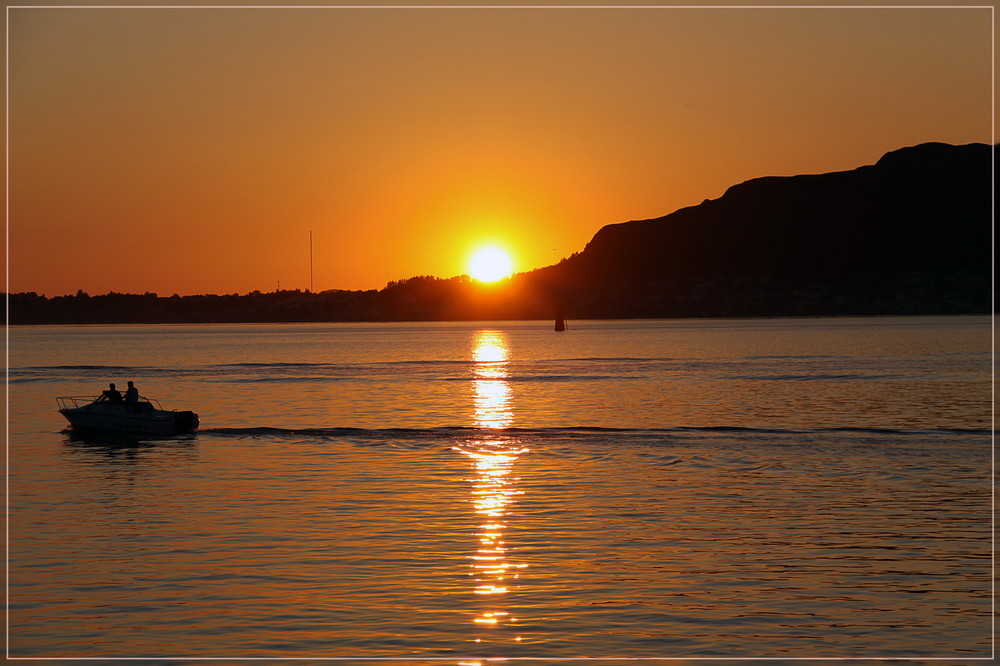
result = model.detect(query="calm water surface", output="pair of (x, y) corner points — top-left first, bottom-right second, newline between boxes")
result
(6, 317), (993, 661)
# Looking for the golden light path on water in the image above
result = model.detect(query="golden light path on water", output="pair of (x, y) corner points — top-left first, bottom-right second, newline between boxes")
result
(455, 330), (528, 643)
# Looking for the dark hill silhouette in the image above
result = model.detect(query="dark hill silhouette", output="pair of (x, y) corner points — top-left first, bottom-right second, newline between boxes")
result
(530, 141), (993, 317)
(8, 142), (993, 324)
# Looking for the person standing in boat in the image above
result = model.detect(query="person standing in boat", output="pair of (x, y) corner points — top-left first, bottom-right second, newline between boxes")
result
(102, 383), (123, 403)
(124, 381), (140, 411)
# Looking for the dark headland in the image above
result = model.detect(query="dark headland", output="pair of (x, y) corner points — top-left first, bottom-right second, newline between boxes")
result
(9, 142), (994, 324)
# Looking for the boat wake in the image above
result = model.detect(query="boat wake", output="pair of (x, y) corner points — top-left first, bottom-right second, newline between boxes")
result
(199, 424), (990, 443)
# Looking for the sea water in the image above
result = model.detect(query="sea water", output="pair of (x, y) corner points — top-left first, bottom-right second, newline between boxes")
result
(5, 317), (993, 660)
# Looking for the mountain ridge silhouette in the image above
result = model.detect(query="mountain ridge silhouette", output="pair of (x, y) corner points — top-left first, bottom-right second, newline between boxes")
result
(527, 141), (992, 317)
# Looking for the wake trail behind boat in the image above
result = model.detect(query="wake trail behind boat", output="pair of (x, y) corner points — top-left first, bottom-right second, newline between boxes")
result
(198, 424), (991, 441)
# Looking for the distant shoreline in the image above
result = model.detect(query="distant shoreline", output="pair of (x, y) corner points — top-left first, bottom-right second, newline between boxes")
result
(5, 286), (991, 327)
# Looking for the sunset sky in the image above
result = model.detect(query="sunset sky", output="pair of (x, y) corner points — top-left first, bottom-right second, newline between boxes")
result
(7, 3), (993, 297)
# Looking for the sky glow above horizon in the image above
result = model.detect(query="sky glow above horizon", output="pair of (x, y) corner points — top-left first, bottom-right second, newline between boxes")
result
(7, 4), (993, 297)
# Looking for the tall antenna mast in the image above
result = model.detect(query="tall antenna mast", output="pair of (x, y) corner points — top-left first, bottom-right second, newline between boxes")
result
(309, 230), (314, 293)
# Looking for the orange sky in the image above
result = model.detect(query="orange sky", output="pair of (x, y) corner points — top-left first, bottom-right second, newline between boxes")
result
(7, 4), (993, 296)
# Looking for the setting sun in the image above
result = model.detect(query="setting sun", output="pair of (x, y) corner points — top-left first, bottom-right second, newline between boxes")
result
(468, 247), (514, 283)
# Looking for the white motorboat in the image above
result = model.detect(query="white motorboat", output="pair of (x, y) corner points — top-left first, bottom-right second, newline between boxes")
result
(57, 395), (199, 436)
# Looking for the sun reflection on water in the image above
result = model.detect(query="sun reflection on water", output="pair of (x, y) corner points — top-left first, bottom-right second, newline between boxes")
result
(470, 330), (514, 429)
(454, 330), (528, 640)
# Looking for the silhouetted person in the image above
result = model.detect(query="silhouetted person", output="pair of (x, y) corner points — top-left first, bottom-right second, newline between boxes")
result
(102, 383), (123, 403)
(124, 381), (139, 412)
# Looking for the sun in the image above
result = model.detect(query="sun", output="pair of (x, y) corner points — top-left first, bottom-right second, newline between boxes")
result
(468, 246), (514, 283)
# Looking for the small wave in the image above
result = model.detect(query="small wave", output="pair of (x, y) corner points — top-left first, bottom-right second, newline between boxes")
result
(744, 354), (841, 360)
(19, 364), (138, 371)
(7, 376), (63, 384)
(673, 425), (808, 434)
(379, 359), (468, 367)
(212, 360), (470, 368)
(559, 356), (677, 363)
(209, 362), (337, 369)
(449, 374), (632, 383)
(217, 376), (354, 384)
(10, 365), (196, 377)
(731, 373), (910, 381)
(513, 374), (637, 383)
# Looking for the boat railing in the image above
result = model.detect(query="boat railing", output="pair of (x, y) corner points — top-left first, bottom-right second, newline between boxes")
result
(56, 395), (164, 410)
(56, 396), (99, 409)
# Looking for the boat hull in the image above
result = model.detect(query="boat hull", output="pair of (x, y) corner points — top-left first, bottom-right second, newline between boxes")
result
(58, 401), (199, 436)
